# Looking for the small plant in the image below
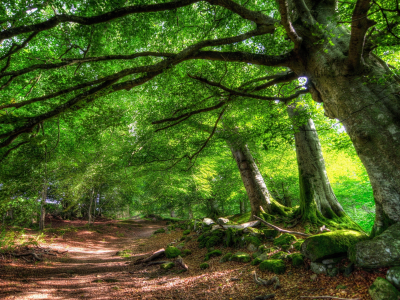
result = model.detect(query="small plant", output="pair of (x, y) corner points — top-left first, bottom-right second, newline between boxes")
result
(200, 263), (209, 269)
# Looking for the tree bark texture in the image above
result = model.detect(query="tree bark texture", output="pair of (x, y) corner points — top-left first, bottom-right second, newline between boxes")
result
(287, 105), (346, 221)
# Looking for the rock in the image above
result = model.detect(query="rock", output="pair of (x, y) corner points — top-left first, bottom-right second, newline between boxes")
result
(327, 267), (339, 277)
(220, 252), (233, 263)
(274, 233), (297, 248)
(322, 257), (344, 265)
(154, 228), (166, 234)
(197, 230), (224, 249)
(231, 252), (251, 263)
(245, 235), (262, 249)
(200, 263), (209, 269)
(203, 218), (215, 226)
(165, 246), (181, 258)
(259, 259), (286, 274)
(204, 249), (222, 261)
(270, 251), (288, 260)
(247, 243), (258, 252)
(369, 277), (400, 300)
(211, 220), (260, 231)
(160, 262), (174, 270)
(387, 266), (400, 290)
(257, 252), (270, 261)
(349, 223), (400, 268)
(289, 253), (304, 267)
(182, 249), (192, 256)
(302, 230), (368, 262)
(217, 218), (229, 225)
(251, 258), (262, 266)
(344, 262), (354, 277)
(310, 262), (327, 275)
(293, 239), (304, 251)
(263, 229), (279, 238)
(310, 274), (318, 281)
(176, 243), (185, 250)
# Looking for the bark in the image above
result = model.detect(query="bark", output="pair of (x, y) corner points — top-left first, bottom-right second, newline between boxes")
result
(39, 182), (46, 230)
(305, 57), (400, 236)
(287, 104), (347, 223)
(170, 210), (176, 218)
(88, 188), (94, 225)
(240, 199), (245, 214)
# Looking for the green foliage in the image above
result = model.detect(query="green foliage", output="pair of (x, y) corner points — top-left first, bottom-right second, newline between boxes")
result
(220, 252), (233, 263)
(273, 233), (297, 248)
(251, 258), (262, 266)
(200, 263), (209, 270)
(182, 229), (191, 236)
(204, 249), (222, 261)
(165, 246), (181, 258)
(154, 228), (165, 234)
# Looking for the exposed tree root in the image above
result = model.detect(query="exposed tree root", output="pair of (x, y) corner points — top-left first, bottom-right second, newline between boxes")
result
(252, 271), (280, 290)
(253, 216), (311, 237)
(175, 255), (188, 271)
(134, 248), (166, 265)
(11, 252), (42, 261)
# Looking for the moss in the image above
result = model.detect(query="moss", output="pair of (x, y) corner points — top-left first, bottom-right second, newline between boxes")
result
(259, 259), (286, 274)
(160, 262), (175, 270)
(289, 253), (304, 267)
(220, 252), (233, 263)
(183, 229), (191, 236)
(224, 228), (245, 248)
(180, 236), (186, 241)
(165, 246), (181, 258)
(369, 277), (400, 300)
(205, 249), (222, 261)
(274, 233), (297, 248)
(270, 251), (288, 260)
(197, 230), (224, 249)
(231, 252), (251, 263)
(302, 230), (368, 262)
(200, 263), (209, 269)
(182, 249), (192, 256)
(185, 236), (192, 242)
(263, 229), (279, 238)
(251, 258), (262, 266)
(293, 240), (304, 251)
(154, 228), (165, 234)
(229, 212), (252, 224)
(244, 235), (262, 247)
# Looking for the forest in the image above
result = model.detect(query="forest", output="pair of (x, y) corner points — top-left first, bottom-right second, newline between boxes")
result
(0, 0), (399, 299)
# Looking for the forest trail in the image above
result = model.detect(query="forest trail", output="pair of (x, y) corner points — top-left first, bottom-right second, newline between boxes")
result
(0, 218), (166, 300)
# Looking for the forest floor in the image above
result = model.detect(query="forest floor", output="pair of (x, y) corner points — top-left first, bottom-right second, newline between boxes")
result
(0, 217), (386, 300)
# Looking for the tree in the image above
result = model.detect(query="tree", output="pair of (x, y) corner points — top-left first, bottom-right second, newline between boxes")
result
(0, 1), (399, 235)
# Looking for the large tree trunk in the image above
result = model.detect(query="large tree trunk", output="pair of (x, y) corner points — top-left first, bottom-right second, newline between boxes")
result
(307, 57), (400, 236)
(287, 104), (348, 223)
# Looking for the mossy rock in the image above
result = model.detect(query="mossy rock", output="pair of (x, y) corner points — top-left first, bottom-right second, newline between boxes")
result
(160, 262), (175, 270)
(180, 236), (186, 241)
(182, 249), (192, 256)
(251, 258), (262, 266)
(302, 230), (368, 262)
(244, 235), (262, 248)
(183, 229), (191, 235)
(274, 233), (297, 248)
(263, 229), (279, 238)
(154, 228), (165, 234)
(197, 230), (224, 249)
(270, 251), (288, 260)
(289, 253), (304, 267)
(243, 227), (262, 237)
(200, 263), (209, 269)
(177, 243), (185, 250)
(205, 249), (222, 261)
(369, 277), (400, 300)
(223, 228), (245, 248)
(165, 246), (181, 258)
(231, 252), (251, 263)
(185, 236), (192, 242)
(293, 240), (304, 251)
(220, 252), (233, 263)
(259, 259), (286, 274)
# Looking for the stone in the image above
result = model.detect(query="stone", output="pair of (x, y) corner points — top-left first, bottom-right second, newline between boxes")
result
(310, 262), (327, 275)
(302, 230), (368, 262)
(322, 257), (344, 265)
(270, 251), (288, 260)
(259, 259), (286, 274)
(217, 217), (229, 225)
(204, 249), (222, 261)
(251, 258), (262, 266)
(349, 223), (400, 268)
(387, 266), (400, 290)
(257, 253), (270, 261)
(247, 243), (258, 252)
(263, 229), (279, 238)
(165, 246), (181, 258)
(231, 252), (251, 263)
(327, 267), (339, 277)
(220, 252), (233, 263)
(369, 277), (400, 300)
(203, 218), (215, 225)
(344, 262), (354, 277)
(274, 233), (297, 248)
(289, 253), (304, 267)
(310, 274), (318, 281)
(293, 239), (304, 251)
(160, 262), (174, 270)
(176, 243), (185, 250)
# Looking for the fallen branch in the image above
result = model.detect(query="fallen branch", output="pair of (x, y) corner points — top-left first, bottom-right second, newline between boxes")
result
(253, 216), (311, 237)
(140, 248), (165, 264)
(252, 271), (281, 290)
(175, 255), (188, 271)
(211, 220), (260, 231)
(300, 296), (360, 300)
(317, 225), (331, 234)
(11, 252), (42, 261)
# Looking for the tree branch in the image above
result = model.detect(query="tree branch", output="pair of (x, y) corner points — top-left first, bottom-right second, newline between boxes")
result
(278, 0), (303, 46)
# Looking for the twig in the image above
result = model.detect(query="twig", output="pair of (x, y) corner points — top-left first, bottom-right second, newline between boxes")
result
(253, 215), (311, 237)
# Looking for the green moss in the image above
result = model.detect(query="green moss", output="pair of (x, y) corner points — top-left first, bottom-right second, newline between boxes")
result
(244, 235), (262, 247)
(197, 230), (224, 249)
(263, 229), (279, 238)
(160, 262), (175, 270)
(165, 246), (181, 258)
(274, 233), (297, 248)
(270, 251), (288, 260)
(302, 230), (368, 262)
(229, 212), (252, 224)
(154, 228), (165, 234)
(289, 253), (304, 267)
(231, 252), (251, 263)
(259, 259), (286, 274)
(369, 277), (400, 300)
(200, 263), (209, 269)
(251, 258), (262, 266)
(224, 228), (245, 248)
(220, 252), (233, 263)
(293, 240), (304, 251)
(183, 229), (191, 236)
(182, 249), (192, 256)
(185, 236), (192, 242)
(180, 236), (186, 241)
(205, 249), (222, 261)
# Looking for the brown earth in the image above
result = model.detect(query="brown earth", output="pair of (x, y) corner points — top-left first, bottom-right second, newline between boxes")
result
(0, 218), (385, 299)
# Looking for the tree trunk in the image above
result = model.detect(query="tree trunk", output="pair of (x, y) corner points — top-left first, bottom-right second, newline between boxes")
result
(239, 199), (245, 214)
(39, 181), (47, 230)
(88, 188), (94, 225)
(208, 198), (221, 219)
(308, 58), (400, 236)
(170, 210), (176, 218)
(188, 203), (193, 219)
(287, 104), (348, 224)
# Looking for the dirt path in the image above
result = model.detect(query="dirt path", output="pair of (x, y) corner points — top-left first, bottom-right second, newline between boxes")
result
(0, 219), (166, 300)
